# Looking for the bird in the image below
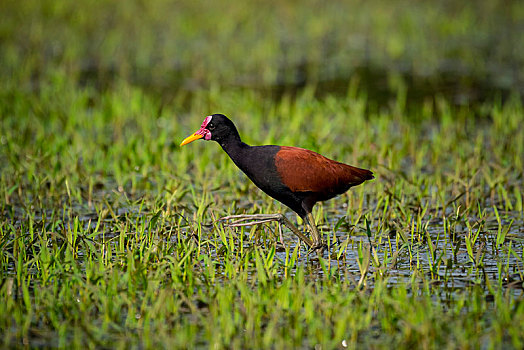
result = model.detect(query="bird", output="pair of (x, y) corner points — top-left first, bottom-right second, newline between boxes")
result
(180, 114), (373, 251)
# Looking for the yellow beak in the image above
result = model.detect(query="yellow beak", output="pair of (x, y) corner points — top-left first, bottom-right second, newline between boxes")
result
(180, 132), (204, 146)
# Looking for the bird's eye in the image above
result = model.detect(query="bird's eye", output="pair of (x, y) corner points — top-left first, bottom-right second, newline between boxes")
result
(207, 123), (215, 130)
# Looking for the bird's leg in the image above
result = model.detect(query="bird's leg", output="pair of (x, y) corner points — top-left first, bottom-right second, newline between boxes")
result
(304, 213), (325, 251)
(277, 223), (284, 246)
(220, 214), (313, 248)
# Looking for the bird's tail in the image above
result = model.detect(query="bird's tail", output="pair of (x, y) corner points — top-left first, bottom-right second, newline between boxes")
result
(347, 166), (374, 185)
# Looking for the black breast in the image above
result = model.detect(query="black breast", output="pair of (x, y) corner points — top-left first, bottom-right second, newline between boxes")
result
(226, 144), (308, 217)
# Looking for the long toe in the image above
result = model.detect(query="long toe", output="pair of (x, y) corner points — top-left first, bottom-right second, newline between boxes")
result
(309, 241), (327, 257)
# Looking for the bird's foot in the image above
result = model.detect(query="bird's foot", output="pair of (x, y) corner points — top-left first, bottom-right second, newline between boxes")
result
(220, 214), (283, 227)
(308, 241), (327, 257)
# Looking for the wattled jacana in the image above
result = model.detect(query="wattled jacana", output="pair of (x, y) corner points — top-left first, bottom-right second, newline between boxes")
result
(180, 114), (373, 250)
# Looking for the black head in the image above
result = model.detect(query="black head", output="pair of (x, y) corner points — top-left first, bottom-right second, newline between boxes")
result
(180, 114), (240, 146)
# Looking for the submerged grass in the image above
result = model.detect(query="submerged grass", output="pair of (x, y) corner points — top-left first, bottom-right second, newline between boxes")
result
(1, 0), (524, 348)
(1, 81), (523, 348)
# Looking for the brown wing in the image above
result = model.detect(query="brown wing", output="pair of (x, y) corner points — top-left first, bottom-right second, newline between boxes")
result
(274, 146), (373, 197)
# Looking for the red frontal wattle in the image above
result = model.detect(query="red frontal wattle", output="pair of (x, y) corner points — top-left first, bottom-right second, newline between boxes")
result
(196, 115), (213, 140)
(201, 115), (212, 128)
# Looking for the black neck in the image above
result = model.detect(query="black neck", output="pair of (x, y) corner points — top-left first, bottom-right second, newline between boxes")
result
(219, 135), (250, 166)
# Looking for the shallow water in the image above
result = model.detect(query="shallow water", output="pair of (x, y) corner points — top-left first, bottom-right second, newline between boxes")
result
(194, 205), (524, 294)
(4, 190), (523, 299)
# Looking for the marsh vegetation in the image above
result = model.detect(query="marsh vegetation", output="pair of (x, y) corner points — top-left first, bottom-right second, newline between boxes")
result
(1, 0), (523, 348)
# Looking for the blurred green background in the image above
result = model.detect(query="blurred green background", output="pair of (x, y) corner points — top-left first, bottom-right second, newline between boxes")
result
(2, 0), (523, 105)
